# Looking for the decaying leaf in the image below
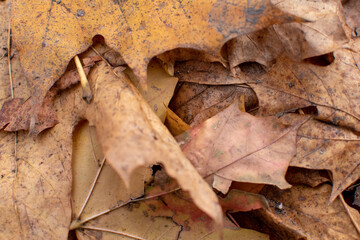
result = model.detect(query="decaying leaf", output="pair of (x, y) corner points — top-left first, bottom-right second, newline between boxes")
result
(10, 0), (301, 127)
(176, 100), (308, 194)
(228, 0), (349, 70)
(72, 121), (269, 240)
(341, 0), (360, 36)
(0, 56), (100, 134)
(170, 81), (257, 125)
(175, 61), (243, 85)
(84, 62), (223, 229)
(280, 114), (360, 202)
(242, 40), (360, 131)
(0, 84), (87, 239)
(244, 184), (360, 240)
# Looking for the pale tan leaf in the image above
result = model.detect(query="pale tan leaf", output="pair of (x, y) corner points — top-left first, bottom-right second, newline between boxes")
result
(85, 62), (223, 228)
(125, 59), (178, 122)
(72, 122), (269, 240)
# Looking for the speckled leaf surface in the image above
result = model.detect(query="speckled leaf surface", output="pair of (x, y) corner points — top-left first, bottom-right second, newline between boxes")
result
(10, 0), (300, 127)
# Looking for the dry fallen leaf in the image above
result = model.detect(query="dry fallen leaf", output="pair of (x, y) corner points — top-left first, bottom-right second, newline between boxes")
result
(242, 39), (360, 131)
(2, 0), (360, 239)
(341, 0), (360, 36)
(175, 60), (242, 85)
(176, 100), (308, 194)
(84, 61), (223, 229)
(165, 106), (191, 136)
(10, 0), (301, 129)
(0, 56), (100, 134)
(125, 59), (178, 122)
(227, 0), (349, 71)
(247, 184), (360, 240)
(170, 81), (257, 125)
(72, 121), (269, 240)
(0, 84), (86, 239)
(279, 114), (360, 202)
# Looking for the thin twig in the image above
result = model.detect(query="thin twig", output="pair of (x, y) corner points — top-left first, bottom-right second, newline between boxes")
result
(8, 22), (14, 99)
(8, 21), (22, 239)
(88, 126), (100, 166)
(81, 226), (146, 240)
(71, 187), (181, 229)
(346, 183), (360, 191)
(90, 46), (111, 67)
(0, 52), (6, 60)
(90, 46), (125, 79)
(76, 157), (106, 220)
(74, 55), (92, 103)
(226, 211), (241, 229)
(7, 22), (18, 176)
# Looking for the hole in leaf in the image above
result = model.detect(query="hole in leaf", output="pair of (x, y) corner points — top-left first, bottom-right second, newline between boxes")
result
(151, 164), (162, 176)
(303, 52), (334, 66)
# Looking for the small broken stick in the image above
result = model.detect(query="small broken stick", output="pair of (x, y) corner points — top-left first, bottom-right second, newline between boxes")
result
(74, 55), (92, 103)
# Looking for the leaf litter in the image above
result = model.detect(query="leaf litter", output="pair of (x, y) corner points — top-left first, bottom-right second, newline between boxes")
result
(0, 0), (360, 239)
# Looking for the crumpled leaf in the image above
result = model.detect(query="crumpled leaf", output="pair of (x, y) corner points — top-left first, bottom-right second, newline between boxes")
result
(240, 39), (360, 132)
(342, 0), (360, 36)
(144, 184), (269, 240)
(10, 0), (301, 128)
(176, 100), (308, 194)
(181, 42), (360, 133)
(72, 122), (269, 240)
(0, 56), (100, 135)
(84, 62), (223, 229)
(280, 114), (360, 202)
(227, 0), (349, 71)
(244, 184), (360, 240)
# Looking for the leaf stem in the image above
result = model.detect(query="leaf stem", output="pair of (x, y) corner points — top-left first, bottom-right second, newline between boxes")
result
(74, 55), (92, 103)
(8, 22), (14, 99)
(81, 226), (146, 240)
(72, 187), (181, 229)
(90, 46), (111, 67)
(76, 157), (106, 220)
(7, 22), (18, 177)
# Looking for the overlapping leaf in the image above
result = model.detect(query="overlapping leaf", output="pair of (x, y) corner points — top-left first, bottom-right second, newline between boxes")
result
(10, 0), (301, 129)
(227, 0), (349, 70)
(72, 122), (269, 240)
(246, 184), (360, 239)
(170, 82), (257, 126)
(176, 100), (308, 194)
(84, 62), (223, 228)
(280, 114), (360, 201)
